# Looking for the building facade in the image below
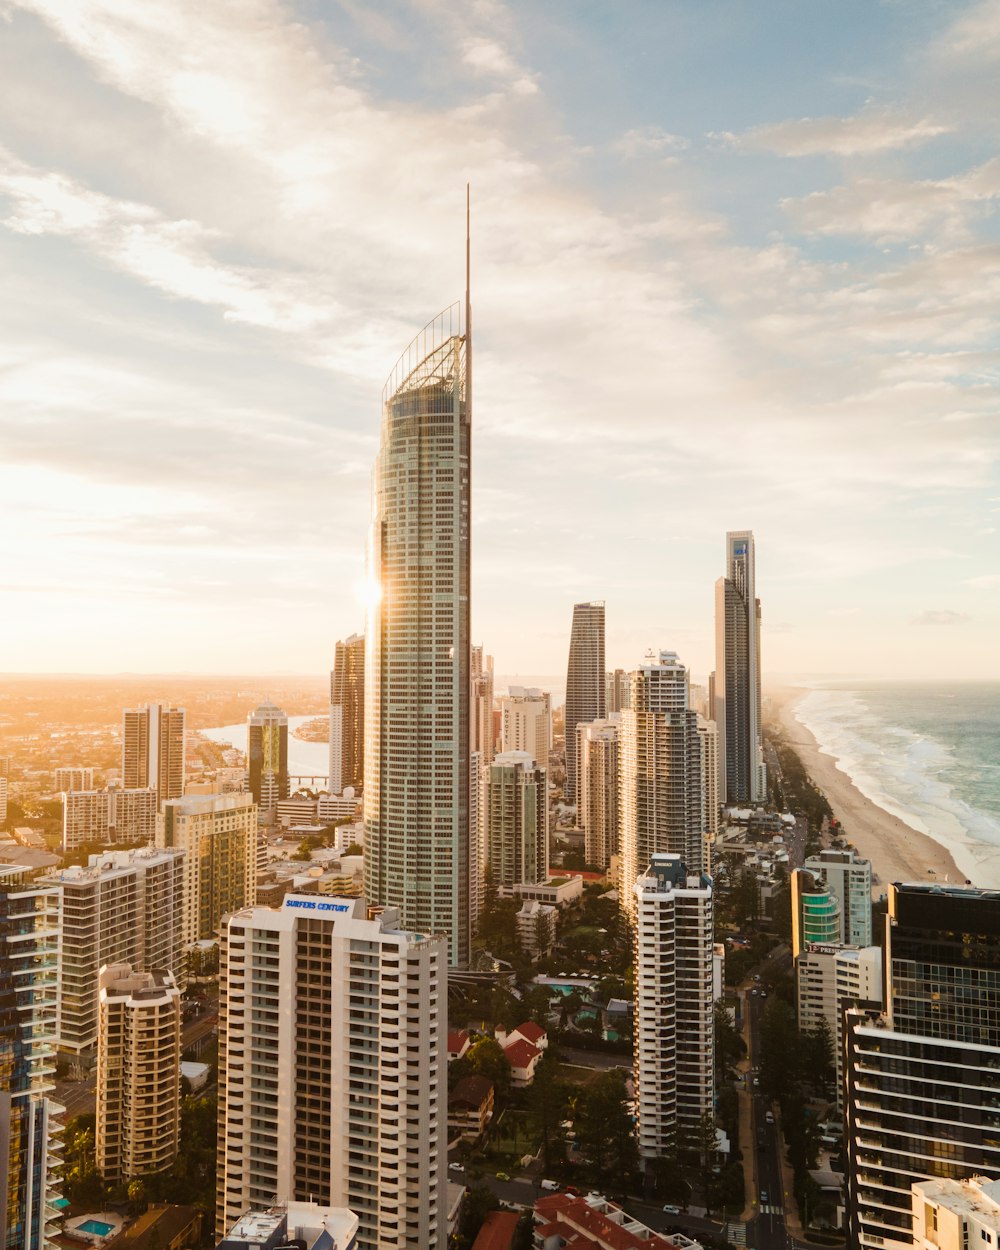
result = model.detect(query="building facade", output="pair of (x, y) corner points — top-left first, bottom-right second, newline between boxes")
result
(498, 688), (552, 765)
(803, 848), (872, 947)
(216, 895), (446, 1250)
(330, 634), (365, 795)
(364, 301), (471, 967)
(62, 787), (158, 851)
(247, 702), (289, 820)
(41, 847), (185, 1060)
(633, 854), (715, 1159)
(96, 964), (181, 1184)
(846, 882), (1000, 1250)
(713, 531), (764, 805)
(564, 602), (606, 806)
(790, 868), (841, 957)
(576, 717), (620, 868)
(53, 768), (94, 793)
(0, 864), (64, 1250)
(619, 652), (706, 917)
(485, 752), (547, 889)
(121, 704), (186, 802)
(157, 794), (257, 947)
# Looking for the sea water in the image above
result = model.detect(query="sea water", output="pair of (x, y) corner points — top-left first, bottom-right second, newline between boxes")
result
(201, 715), (331, 778)
(794, 682), (1000, 890)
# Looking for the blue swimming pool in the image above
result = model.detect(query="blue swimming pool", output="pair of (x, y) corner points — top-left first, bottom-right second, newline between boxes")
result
(78, 1221), (114, 1237)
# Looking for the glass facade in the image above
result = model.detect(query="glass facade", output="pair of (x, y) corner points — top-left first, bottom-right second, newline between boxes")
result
(364, 303), (471, 967)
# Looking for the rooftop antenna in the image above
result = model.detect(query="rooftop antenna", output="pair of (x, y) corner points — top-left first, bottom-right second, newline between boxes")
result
(465, 183), (472, 424)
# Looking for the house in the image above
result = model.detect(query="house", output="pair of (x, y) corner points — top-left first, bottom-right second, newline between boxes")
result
(448, 1075), (495, 1137)
(497, 1021), (548, 1052)
(471, 1210), (521, 1250)
(533, 1192), (702, 1250)
(447, 1028), (471, 1062)
(501, 1037), (542, 1087)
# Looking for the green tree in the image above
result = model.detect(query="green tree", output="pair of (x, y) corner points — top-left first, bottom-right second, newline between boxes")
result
(574, 1069), (637, 1184)
(456, 1184), (501, 1250)
(466, 1037), (512, 1100)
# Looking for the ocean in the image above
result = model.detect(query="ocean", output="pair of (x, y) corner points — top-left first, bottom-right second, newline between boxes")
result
(793, 682), (1000, 890)
(201, 715), (331, 778)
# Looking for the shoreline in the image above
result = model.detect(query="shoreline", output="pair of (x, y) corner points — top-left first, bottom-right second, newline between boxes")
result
(767, 686), (967, 891)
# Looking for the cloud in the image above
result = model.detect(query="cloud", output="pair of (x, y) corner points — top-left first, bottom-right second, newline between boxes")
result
(615, 127), (688, 159)
(965, 573), (1000, 588)
(935, 0), (1000, 63)
(910, 609), (972, 625)
(718, 105), (951, 157)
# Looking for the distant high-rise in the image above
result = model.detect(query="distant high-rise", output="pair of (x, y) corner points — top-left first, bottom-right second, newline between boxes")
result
(486, 751), (547, 889)
(0, 864), (64, 1250)
(499, 687), (552, 764)
(216, 895), (446, 1250)
(846, 882), (1000, 1250)
(696, 715), (719, 845)
(564, 602), (606, 805)
(97, 964), (181, 1184)
(121, 704), (186, 803)
(247, 701), (289, 818)
(61, 786), (158, 851)
(634, 854), (715, 1158)
(606, 668), (629, 714)
(470, 646), (494, 766)
(157, 793), (257, 947)
(576, 717), (620, 868)
(364, 292), (471, 968)
(54, 767), (94, 793)
(469, 647), (494, 928)
(619, 652), (706, 917)
(714, 531), (765, 804)
(330, 634), (365, 794)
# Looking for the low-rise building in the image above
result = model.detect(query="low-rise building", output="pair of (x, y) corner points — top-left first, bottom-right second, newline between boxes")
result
(448, 1075), (495, 1138)
(912, 1177), (1000, 1250)
(533, 1192), (702, 1250)
(215, 1202), (359, 1250)
(103, 1204), (202, 1250)
(517, 899), (557, 956)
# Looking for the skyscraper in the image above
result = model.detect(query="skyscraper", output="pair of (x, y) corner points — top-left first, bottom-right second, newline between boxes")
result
(485, 751), (547, 889)
(470, 645), (495, 766)
(364, 277), (471, 967)
(606, 668), (628, 714)
(121, 704), (186, 803)
(713, 531), (765, 805)
(846, 882), (1000, 1250)
(330, 633), (365, 794)
(564, 601), (606, 806)
(469, 646), (494, 928)
(216, 895), (446, 1250)
(0, 864), (64, 1250)
(246, 701), (289, 818)
(97, 964), (181, 1184)
(498, 687), (552, 763)
(619, 652), (706, 917)
(803, 847), (872, 947)
(634, 854), (715, 1160)
(576, 717), (620, 868)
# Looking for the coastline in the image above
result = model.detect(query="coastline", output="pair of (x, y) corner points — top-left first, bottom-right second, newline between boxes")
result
(767, 686), (967, 891)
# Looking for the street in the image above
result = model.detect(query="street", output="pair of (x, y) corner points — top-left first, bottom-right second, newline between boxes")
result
(745, 989), (789, 1250)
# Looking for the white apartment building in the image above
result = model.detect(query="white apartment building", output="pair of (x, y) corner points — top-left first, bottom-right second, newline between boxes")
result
(121, 704), (186, 802)
(634, 854), (715, 1158)
(485, 751), (547, 889)
(216, 1203), (360, 1250)
(97, 964), (181, 1184)
(576, 717), (620, 869)
(619, 652), (707, 918)
(216, 895), (446, 1250)
(498, 687), (552, 764)
(696, 715), (719, 844)
(803, 848), (873, 946)
(796, 942), (882, 1109)
(53, 768), (94, 793)
(912, 1177), (1000, 1250)
(62, 787), (158, 851)
(0, 864), (64, 1250)
(41, 847), (186, 1059)
(157, 793), (257, 947)
(0, 775), (7, 827)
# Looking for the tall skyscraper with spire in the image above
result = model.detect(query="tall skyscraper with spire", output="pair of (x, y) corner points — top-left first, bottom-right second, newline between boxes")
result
(564, 601), (606, 806)
(714, 530), (765, 804)
(364, 206), (472, 967)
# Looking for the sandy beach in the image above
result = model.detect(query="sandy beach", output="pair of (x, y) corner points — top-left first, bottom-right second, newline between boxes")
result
(768, 686), (967, 891)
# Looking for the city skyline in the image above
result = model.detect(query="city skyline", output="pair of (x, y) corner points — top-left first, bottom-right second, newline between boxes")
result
(1, 2), (998, 680)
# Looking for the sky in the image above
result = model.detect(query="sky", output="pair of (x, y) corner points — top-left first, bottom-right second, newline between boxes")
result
(1, 0), (998, 683)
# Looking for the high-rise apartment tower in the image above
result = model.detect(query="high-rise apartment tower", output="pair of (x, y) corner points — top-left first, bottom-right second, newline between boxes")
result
(330, 634), (365, 794)
(576, 717), (620, 868)
(564, 602), (606, 806)
(216, 896), (446, 1250)
(247, 701), (289, 818)
(121, 704), (186, 802)
(713, 531), (765, 804)
(364, 279), (472, 967)
(485, 752), (547, 889)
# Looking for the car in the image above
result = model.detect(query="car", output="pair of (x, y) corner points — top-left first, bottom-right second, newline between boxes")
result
(495, 1171), (511, 1182)
(760, 1189), (769, 1204)
(760, 991), (768, 999)
(753, 973), (761, 982)
(752, 1076), (760, 1087)
(564, 1185), (582, 1197)
(540, 1179), (560, 1191)
(449, 1163), (465, 1172)
(751, 989), (758, 996)
(663, 1204), (682, 1215)
(765, 1111), (775, 1124)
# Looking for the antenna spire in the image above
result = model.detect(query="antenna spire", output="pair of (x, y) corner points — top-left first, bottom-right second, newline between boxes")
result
(465, 183), (472, 423)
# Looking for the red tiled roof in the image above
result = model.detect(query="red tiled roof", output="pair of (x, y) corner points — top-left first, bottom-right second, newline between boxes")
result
(447, 1028), (470, 1053)
(471, 1210), (520, 1250)
(514, 1020), (546, 1043)
(449, 1074), (494, 1109)
(502, 1037), (540, 1069)
(533, 1193), (677, 1250)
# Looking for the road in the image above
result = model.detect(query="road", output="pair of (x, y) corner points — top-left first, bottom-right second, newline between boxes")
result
(745, 988), (789, 1250)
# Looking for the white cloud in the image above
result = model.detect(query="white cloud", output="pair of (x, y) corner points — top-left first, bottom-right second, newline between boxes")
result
(615, 127), (688, 159)
(965, 573), (1000, 588)
(718, 105), (951, 157)
(910, 609), (972, 625)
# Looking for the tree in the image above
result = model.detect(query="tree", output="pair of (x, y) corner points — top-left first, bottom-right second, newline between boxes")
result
(466, 1037), (511, 1100)
(574, 1069), (637, 1184)
(456, 1184), (501, 1250)
(524, 1055), (568, 1171)
(343, 842), (363, 856)
(713, 1002), (745, 1081)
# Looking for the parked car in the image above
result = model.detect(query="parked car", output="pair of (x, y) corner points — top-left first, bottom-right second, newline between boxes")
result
(495, 1171), (511, 1182)
(540, 1179), (560, 1191)
(663, 1204), (682, 1215)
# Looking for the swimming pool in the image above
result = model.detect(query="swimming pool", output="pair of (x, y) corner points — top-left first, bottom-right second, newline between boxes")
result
(77, 1221), (114, 1237)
